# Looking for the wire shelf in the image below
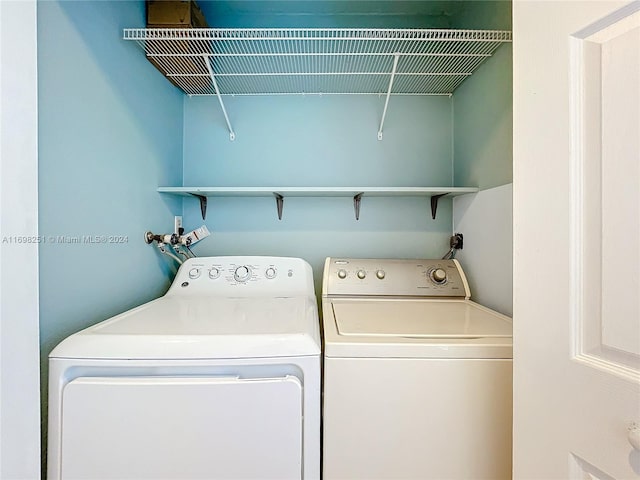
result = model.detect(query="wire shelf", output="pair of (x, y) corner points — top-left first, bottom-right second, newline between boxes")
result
(124, 28), (511, 96)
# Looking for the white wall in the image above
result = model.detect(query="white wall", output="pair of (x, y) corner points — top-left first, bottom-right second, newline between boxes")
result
(453, 184), (513, 316)
(0, 1), (41, 478)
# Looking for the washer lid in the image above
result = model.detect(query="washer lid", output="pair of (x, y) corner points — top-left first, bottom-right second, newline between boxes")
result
(333, 300), (512, 338)
(50, 296), (321, 360)
(323, 298), (512, 359)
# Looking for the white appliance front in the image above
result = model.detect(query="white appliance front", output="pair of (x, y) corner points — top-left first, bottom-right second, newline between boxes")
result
(323, 356), (512, 480)
(321, 257), (513, 480)
(48, 256), (321, 480)
(62, 375), (302, 479)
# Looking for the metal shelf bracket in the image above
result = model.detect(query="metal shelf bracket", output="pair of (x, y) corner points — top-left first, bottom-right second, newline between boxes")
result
(353, 193), (363, 220)
(274, 193), (284, 220)
(430, 193), (447, 219)
(377, 54), (400, 141)
(190, 194), (208, 220)
(204, 55), (236, 141)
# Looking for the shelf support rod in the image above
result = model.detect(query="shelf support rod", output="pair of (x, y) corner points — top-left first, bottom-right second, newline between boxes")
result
(204, 55), (236, 141)
(274, 193), (284, 220)
(378, 54), (400, 141)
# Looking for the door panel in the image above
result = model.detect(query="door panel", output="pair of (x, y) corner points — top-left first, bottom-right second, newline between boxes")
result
(60, 376), (303, 480)
(569, 7), (640, 477)
(575, 5), (640, 371)
(599, 20), (640, 358)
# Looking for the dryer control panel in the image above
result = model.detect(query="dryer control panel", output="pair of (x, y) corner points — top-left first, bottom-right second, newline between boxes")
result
(167, 256), (315, 297)
(322, 258), (470, 298)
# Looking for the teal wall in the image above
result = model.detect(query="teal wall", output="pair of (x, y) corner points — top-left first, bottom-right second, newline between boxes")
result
(38, 0), (183, 464)
(451, 0), (513, 30)
(451, 1), (513, 189)
(182, 1), (470, 290)
(182, 95), (455, 291)
(450, 0), (512, 30)
(199, 0), (461, 28)
(452, 44), (513, 189)
(36, 0), (512, 469)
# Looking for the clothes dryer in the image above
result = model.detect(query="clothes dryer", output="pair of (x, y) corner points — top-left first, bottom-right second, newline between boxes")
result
(48, 256), (321, 480)
(322, 257), (512, 480)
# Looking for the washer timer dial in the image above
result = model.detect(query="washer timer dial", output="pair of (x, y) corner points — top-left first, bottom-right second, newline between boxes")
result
(429, 268), (448, 285)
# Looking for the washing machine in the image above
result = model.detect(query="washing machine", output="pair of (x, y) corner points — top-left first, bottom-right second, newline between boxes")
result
(322, 257), (512, 480)
(48, 256), (321, 480)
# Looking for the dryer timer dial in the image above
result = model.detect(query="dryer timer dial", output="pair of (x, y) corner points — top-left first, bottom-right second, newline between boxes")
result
(234, 265), (251, 282)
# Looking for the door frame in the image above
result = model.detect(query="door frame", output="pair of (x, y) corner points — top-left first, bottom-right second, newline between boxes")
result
(0, 0), (41, 477)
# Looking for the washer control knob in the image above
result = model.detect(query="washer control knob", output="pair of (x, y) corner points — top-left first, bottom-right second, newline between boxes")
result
(234, 265), (251, 282)
(357, 270), (366, 279)
(337, 269), (348, 279)
(188, 267), (201, 279)
(208, 267), (220, 279)
(265, 267), (277, 279)
(430, 268), (447, 284)
(376, 270), (386, 280)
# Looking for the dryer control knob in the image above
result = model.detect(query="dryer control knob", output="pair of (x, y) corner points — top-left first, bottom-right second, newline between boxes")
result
(337, 269), (348, 279)
(265, 267), (277, 279)
(234, 265), (251, 282)
(430, 268), (447, 284)
(376, 270), (386, 280)
(188, 268), (201, 279)
(208, 267), (220, 279)
(357, 270), (366, 279)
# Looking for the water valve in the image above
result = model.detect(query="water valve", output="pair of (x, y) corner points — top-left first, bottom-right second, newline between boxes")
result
(450, 233), (463, 250)
(145, 231), (179, 245)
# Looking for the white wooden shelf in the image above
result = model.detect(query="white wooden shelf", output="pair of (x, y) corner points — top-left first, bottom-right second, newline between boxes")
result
(124, 28), (511, 140)
(158, 186), (478, 220)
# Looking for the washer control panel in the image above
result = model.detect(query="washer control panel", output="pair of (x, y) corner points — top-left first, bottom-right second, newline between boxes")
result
(323, 257), (470, 298)
(168, 256), (314, 297)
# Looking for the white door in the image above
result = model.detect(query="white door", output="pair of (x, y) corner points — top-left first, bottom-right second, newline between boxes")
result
(513, 1), (640, 478)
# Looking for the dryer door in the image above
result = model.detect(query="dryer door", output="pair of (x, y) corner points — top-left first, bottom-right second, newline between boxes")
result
(58, 375), (303, 480)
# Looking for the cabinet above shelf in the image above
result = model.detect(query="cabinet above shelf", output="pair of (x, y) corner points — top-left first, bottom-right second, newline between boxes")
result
(124, 28), (511, 140)
(157, 186), (479, 220)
